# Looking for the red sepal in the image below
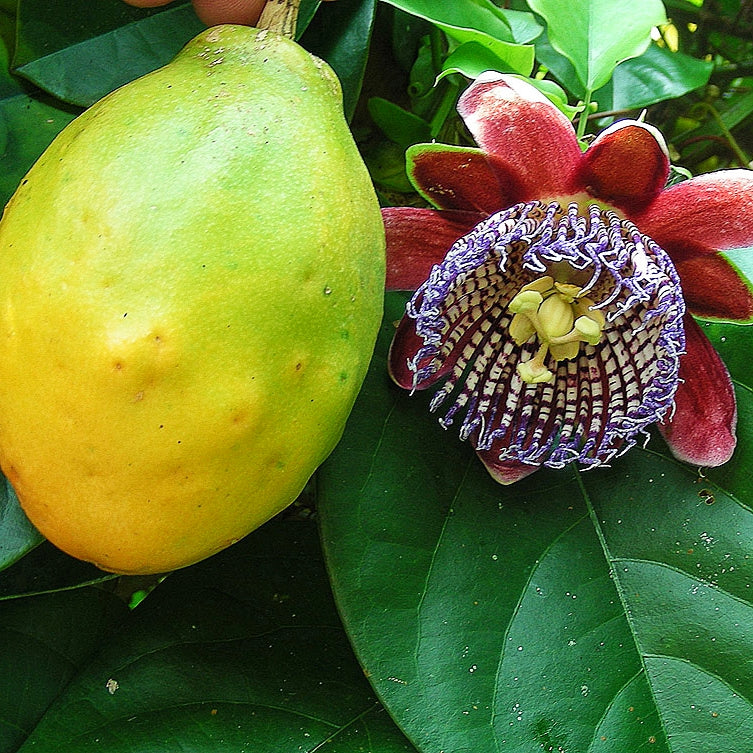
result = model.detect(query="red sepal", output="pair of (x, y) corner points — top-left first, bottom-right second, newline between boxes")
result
(578, 121), (670, 213)
(456, 73), (583, 201)
(635, 170), (753, 252)
(674, 253), (753, 322)
(659, 315), (737, 466)
(407, 144), (525, 212)
(382, 207), (483, 291)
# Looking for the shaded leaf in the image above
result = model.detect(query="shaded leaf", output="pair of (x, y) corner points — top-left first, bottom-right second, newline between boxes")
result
(0, 541), (116, 600)
(300, 0), (378, 122)
(13, 0), (322, 108)
(536, 36), (711, 112)
(16, 518), (418, 753)
(14, 0), (195, 105)
(0, 587), (128, 753)
(599, 43), (714, 112)
(528, 0), (667, 92)
(0, 37), (77, 207)
(318, 293), (753, 753)
(368, 96), (431, 148)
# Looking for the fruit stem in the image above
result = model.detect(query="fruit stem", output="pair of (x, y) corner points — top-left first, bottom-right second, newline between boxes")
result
(257, 0), (300, 38)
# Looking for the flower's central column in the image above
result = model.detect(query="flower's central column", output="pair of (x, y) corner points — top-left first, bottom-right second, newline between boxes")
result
(508, 275), (605, 384)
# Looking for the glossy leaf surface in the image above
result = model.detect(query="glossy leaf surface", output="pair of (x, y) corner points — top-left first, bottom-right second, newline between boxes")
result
(14, 518), (418, 753)
(300, 0), (378, 121)
(382, 0), (536, 76)
(528, 0), (666, 92)
(0, 587), (127, 752)
(539, 39), (714, 110)
(318, 294), (753, 753)
(0, 35), (77, 207)
(14, 0), (323, 107)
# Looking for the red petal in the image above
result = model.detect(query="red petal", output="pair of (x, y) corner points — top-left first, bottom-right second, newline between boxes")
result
(675, 253), (753, 322)
(407, 144), (525, 212)
(382, 207), (483, 291)
(659, 315), (736, 466)
(456, 72), (583, 200)
(475, 448), (540, 485)
(578, 121), (670, 213)
(387, 314), (422, 390)
(635, 170), (753, 252)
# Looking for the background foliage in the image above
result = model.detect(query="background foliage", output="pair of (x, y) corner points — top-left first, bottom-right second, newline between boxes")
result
(1, 0), (753, 751)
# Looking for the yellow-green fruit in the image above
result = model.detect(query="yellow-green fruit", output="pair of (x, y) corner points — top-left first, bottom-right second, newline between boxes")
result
(0, 25), (385, 574)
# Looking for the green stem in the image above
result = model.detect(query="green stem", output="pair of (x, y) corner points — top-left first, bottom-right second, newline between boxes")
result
(429, 80), (460, 139)
(576, 89), (593, 141)
(429, 26), (445, 74)
(691, 101), (751, 167)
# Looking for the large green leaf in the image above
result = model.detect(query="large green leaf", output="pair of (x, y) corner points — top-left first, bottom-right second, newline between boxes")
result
(382, 0), (536, 76)
(15, 518), (418, 752)
(13, 0), (323, 108)
(300, 0), (378, 122)
(607, 43), (713, 110)
(318, 293), (753, 753)
(0, 541), (116, 599)
(0, 587), (127, 753)
(14, 0), (203, 106)
(0, 35), (77, 207)
(539, 39), (713, 110)
(527, 0), (667, 93)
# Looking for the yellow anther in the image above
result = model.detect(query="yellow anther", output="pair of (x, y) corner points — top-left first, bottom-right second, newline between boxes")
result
(517, 359), (554, 384)
(509, 312), (536, 345)
(574, 315), (602, 346)
(553, 282), (582, 302)
(507, 276), (606, 385)
(508, 289), (544, 314)
(521, 275), (555, 294)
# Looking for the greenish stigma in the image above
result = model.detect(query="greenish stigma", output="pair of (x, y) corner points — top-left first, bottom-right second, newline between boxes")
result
(508, 275), (606, 384)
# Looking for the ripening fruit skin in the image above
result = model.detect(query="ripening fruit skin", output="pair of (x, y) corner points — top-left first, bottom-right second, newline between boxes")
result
(0, 25), (385, 574)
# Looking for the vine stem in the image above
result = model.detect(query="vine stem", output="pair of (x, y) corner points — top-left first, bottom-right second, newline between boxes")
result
(576, 88), (593, 141)
(691, 101), (751, 167)
(257, 0), (300, 38)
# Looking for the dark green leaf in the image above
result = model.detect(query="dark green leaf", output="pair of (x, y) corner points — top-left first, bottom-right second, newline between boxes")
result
(597, 43), (714, 112)
(0, 36), (77, 206)
(15, 1), (204, 107)
(318, 293), (753, 753)
(0, 587), (127, 753)
(13, 0), (321, 108)
(701, 316), (753, 388)
(16, 518), (418, 752)
(0, 541), (116, 600)
(300, 0), (378, 122)
(537, 36), (713, 112)
(368, 96), (431, 148)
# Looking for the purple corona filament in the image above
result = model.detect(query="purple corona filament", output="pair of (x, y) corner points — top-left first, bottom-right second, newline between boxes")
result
(403, 199), (686, 470)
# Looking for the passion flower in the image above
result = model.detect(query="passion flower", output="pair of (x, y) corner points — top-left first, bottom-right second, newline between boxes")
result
(385, 72), (753, 483)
